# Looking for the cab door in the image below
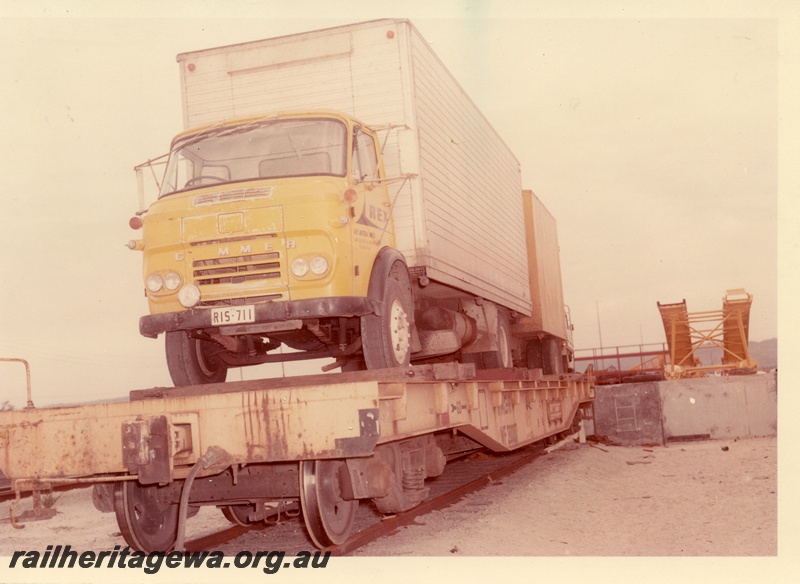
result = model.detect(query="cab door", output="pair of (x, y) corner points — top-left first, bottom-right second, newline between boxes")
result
(350, 126), (394, 294)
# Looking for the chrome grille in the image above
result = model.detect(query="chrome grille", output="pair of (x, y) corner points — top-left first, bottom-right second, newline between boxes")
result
(193, 251), (281, 286)
(190, 234), (283, 288)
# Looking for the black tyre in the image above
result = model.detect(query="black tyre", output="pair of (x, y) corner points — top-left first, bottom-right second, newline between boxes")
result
(542, 337), (564, 375)
(527, 337), (563, 375)
(481, 310), (513, 369)
(340, 358), (367, 372)
(361, 267), (413, 369)
(526, 339), (544, 370)
(165, 331), (227, 386)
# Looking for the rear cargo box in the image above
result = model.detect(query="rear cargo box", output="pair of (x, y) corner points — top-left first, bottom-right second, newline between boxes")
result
(515, 190), (569, 340)
(176, 19), (531, 315)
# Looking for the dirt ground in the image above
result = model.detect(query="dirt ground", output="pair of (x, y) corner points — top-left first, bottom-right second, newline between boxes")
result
(0, 436), (784, 567)
(356, 436), (778, 556)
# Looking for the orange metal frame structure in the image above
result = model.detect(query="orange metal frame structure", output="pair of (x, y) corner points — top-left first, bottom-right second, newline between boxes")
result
(658, 289), (757, 379)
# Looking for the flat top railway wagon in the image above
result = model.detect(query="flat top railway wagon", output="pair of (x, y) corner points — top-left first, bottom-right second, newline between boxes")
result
(1, 19), (592, 553)
(0, 364), (593, 551)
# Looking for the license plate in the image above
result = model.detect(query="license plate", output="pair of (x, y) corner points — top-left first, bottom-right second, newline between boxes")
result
(210, 305), (256, 326)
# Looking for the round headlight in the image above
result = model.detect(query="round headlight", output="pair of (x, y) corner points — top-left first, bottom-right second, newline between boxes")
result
(291, 258), (310, 277)
(178, 284), (201, 308)
(164, 271), (181, 291)
(309, 256), (329, 276)
(146, 274), (163, 293)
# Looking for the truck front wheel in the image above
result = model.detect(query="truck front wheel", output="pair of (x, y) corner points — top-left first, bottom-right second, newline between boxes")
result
(361, 266), (413, 369)
(165, 331), (228, 386)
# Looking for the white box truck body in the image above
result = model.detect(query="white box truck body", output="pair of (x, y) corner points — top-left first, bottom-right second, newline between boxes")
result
(176, 19), (530, 315)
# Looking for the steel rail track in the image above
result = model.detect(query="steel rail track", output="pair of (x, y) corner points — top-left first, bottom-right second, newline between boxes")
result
(325, 443), (548, 555)
(183, 430), (580, 556)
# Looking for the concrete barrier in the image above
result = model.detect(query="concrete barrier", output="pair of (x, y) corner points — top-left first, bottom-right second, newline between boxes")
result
(592, 371), (777, 446)
(592, 382), (665, 445)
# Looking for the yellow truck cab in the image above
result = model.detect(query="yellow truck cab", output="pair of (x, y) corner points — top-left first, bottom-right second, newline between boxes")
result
(132, 111), (414, 384)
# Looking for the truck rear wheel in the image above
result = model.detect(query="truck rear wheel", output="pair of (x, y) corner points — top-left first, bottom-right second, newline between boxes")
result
(542, 337), (564, 375)
(362, 266), (413, 369)
(527, 337), (563, 375)
(526, 339), (544, 370)
(165, 331), (228, 386)
(480, 310), (513, 369)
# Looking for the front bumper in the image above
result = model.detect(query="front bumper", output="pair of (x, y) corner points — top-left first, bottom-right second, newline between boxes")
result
(139, 296), (379, 338)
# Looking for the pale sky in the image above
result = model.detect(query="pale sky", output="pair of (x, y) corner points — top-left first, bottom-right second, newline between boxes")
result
(0, 1), (795, 407)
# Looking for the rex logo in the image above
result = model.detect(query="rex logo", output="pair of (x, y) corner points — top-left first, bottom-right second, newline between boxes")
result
(356, 203), (391, 229)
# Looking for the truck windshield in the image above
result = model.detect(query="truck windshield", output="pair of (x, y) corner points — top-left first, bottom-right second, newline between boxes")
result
(159, 118), (347, 196)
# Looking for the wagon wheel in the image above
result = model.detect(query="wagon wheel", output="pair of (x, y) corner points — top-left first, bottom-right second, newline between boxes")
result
(299, 460), (358, 548)
(221, 504), (255, 526)
(114, 481), (179, 552)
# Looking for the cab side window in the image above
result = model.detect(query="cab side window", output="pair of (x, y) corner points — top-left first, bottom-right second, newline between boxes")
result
(353, 130), (378, 181)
